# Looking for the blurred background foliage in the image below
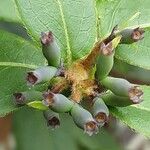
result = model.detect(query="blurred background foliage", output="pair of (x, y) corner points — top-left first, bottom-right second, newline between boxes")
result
(0, 0), (150, 150)
(13, 107), (120, 150)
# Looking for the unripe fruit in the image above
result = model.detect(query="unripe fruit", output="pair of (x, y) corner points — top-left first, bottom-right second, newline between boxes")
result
(12, 24), (146, 137)
(13, 91), (43, 106)
(27, 66), (57, 86)
(101, 77), (143, 103)
(95, 51), (114, 81)
(101, 91), (143, 107)
(43, 91), (74, 113)
(104, 25), (118, 44)
(92, 97), (109, 126)
(71, 104), (98, 136)
(119, 27), (144, 44)
(95, 36), (121, 81)
(43, 109), (60, 129)
(41, 31), (61, 67)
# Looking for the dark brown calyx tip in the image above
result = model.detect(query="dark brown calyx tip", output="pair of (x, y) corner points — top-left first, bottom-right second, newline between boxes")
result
(43, 91), (55, 106)
(47, 116), (60, 128)
(13, 93), (25, 105)
(40, 31), (54, 45)
(55, 68), (65, 77)
(26, 72), (38, 85)
(132, 27), (145, 42)
(100, 42), (113, 56)
(95, 112), (108, 125)
(84, 121), (98, 136)
(55, 60), (65, 77)
(128, 86), (143, 104)
(104, 25), (118, 44)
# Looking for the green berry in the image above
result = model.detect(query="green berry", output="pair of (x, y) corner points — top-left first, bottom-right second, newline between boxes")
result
(41, 31), (61, 67)
(101, 77), (143, 102)
(13, 91), (43, 106)
(95, 36), (121, 81)
(95, 52), (114, 81)
(119, 27), (144, 44)
(27, 66), (57, 86)
(101, 91), (143, 107)
(43, 109), (60, 129)
(71, 104), (98, 136)
(92, 97), (109, 126)
(43, 91), (74, 113)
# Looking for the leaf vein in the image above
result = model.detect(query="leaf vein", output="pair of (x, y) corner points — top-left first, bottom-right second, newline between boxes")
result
(108, 0), (123, 32)
(55, 0), (72, 65)
(131, 105), (150, 112)
(0, 62), (38, 69)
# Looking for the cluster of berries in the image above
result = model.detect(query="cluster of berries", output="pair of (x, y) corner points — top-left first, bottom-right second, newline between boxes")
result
(13, 26), (144, 136)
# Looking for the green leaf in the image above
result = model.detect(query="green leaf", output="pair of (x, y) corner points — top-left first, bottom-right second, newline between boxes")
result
(115, 27), (150, 70)
(110, 85), (150, 138)
(13, 107), (121, 150)
(0, 0), (21, 23)
(0, 30), (45, 117)
(27, 101), (48, 110)
(96, 0), (150, 38)
(96, 0), (150, 70)
(15, 0), (97, 64)
(13, 108), (79, 150)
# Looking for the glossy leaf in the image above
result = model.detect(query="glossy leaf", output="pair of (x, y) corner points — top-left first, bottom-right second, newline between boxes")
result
(96, 0), (150, 70)
(0, 0), (21, 23)
(96, 0), (150, 38)
(0, 30), (45, 117)
(115, 27), (150, 70)
(15, 0), (97, 63)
